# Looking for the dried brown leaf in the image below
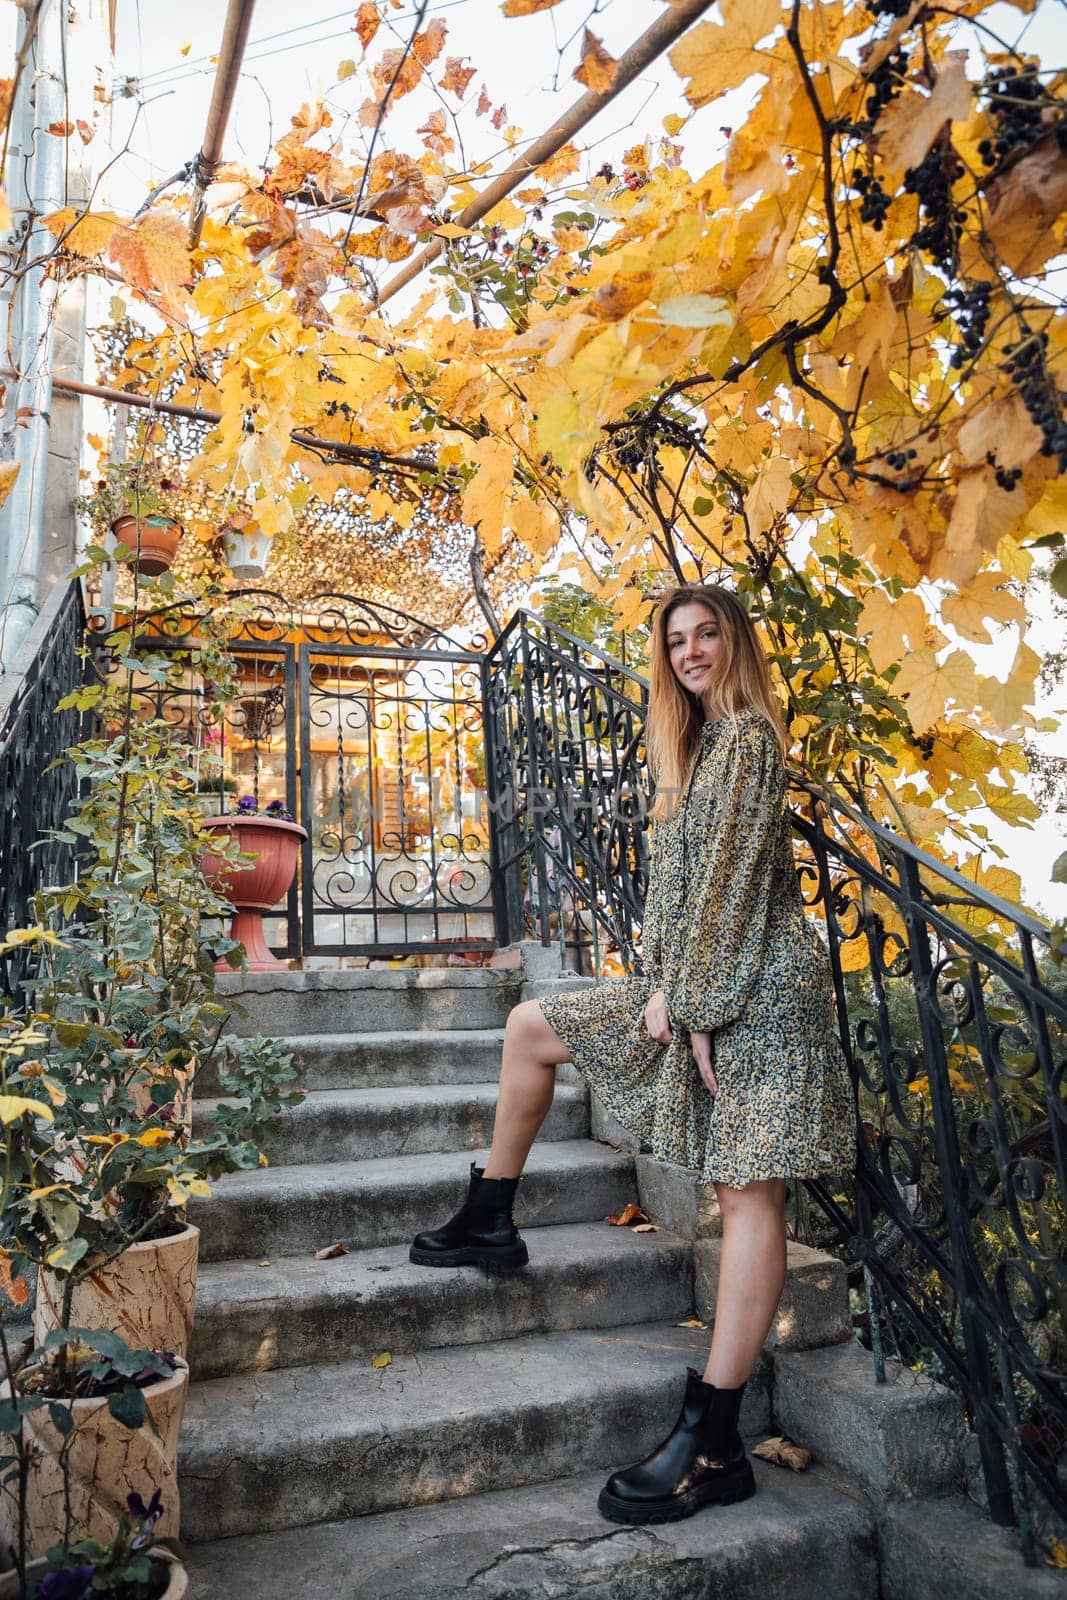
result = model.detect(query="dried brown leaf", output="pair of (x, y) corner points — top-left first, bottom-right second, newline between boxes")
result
(676, 1317), (707, 1329)
(632, 1222), (658, 1233)
(502, 0), (564, 15)
(314, 1240), (349, 1260)
(574, 29), (618, 94)
(353, 2), (381, 51)
(605, 1203), (649, 1227)
(753, 1435), (814, 1471)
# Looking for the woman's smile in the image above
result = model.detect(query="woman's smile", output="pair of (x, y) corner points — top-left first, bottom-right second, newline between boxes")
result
(666, 603), (725, 692)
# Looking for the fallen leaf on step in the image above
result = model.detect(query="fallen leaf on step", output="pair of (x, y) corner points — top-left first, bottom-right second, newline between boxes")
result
(605, 1203), (649, 1227)
(371, 1351), (392, 1369)
(257, 1260), (271, 1267)
(314, 1241), (349, 1260)
(676, 1317), (707, 1330)
(753, 1436), (814, 1472)
(1046, 1538), (1067, 1569)
(632, 1222), (658, 1233)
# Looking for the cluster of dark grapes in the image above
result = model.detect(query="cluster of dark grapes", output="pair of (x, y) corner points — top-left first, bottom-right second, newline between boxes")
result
(884, 447), (918, 472)
(850, 169), (891, 231)
(984, 451), (1024, 492)
(1001, 329), (1067, 472)
(863, 47), (907, 129)
(941, 281), (992, 370)
(978, 63), (1061, 167)
(867, 0), (915, 17)
(904, 143), (966, 272)
(614, 445), (644, 472)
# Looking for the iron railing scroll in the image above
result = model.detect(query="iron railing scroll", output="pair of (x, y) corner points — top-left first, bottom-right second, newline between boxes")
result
(0, 580), (90, 996)
(484, 607), (1067, 1565)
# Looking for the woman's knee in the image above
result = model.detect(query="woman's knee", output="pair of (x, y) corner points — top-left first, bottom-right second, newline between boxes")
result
(504, 998), (570, 1064)
(716, 1177), (787, 1223)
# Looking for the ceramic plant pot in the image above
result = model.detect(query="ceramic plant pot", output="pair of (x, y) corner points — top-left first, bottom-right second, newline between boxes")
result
(110, 514), (182, 577)
(200, 814), (307, 971)
(33, 1224), (200, 1362)
(220, 522), (274, 581)
(0, 1362), (189, 1561)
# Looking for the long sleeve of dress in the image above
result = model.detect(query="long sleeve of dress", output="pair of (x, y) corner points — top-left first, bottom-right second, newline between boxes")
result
(639, 833), (663, 988)
(667, 717), (786, 1035)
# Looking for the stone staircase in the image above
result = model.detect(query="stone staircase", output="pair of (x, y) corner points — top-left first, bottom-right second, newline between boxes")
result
(181, 965), (1058, 1599)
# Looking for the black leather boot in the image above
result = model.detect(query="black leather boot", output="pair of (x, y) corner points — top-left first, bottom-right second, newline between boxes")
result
(597, 1368), (755, 1525)
(408, 1161), (529, 1273)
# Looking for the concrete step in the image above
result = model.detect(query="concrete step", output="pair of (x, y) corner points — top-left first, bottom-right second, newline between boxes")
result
(196, 1029), (508, 1097)
(192, 1141), (638, 1263)
(194, 1082), (589, 1166)
(772, 1338), (967, 1504)
(178, 1321), (773, 1543)
(189, 1221), (694, 1380)
(185, 1461), (878, 1599)
(217, 969), (521, 1037)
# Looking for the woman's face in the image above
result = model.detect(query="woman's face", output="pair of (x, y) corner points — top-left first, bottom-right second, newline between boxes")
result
(664, 602), (725, 698)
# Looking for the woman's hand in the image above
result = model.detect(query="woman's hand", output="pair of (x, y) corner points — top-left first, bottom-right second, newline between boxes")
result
(644, 989), (672, 1044)
(690, 1030), (718, 1096)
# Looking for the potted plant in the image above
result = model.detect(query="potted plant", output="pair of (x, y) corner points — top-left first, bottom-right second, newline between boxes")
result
(0, 1489), (188, 1599)
(218, 514), (274, 582)
(200, 797), (308, 972)
(76, 462), (183, 577)
(0, 1309), (189, 1592)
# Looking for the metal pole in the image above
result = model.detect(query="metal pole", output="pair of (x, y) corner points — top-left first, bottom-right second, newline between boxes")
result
(374, 0), (714, 308)
(188, 0), (258, 246)
(0, 0), (69, 671)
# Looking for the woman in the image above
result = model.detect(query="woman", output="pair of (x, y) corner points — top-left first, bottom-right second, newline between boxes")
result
(409, 583), (855, 1527)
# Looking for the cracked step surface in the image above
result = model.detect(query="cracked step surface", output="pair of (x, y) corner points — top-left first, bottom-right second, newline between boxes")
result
(191, 1140), (638, 1262)
(217, 969), (522, 1038)
(193, 1081), (589, 1166)
(184, 1461), (878, 1599)
(190, 1221), (694, 1380)
(179, 1320), (772, 1543)
(195, 1029), (509, 1097)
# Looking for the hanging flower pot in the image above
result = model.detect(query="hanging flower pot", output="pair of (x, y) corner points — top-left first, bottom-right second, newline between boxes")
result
(200, 806), (307, 972)
(110, 513), (183, 577)
(220, 517), (274, 581)
(33, 1223), (201, 1363)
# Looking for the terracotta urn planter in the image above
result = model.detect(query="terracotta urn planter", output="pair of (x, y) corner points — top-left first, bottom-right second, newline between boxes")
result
(0, 1361), (189, 1562)
(33, 1224), (200, 1363)
(200, 815), (307, 971)
(0, 1553), (188, 1599)
(110, 514), (182, 577)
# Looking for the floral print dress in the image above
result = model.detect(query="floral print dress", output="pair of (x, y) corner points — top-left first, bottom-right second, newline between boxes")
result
(539, 708), (855, 1189)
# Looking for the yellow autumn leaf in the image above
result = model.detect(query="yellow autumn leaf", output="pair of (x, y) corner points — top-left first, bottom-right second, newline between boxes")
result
(941, 574), (1025, 645)
(875, 52), (972, 179)
(371, 1351), (392, 1368)
(502, 0), (563, 15)
(0, 1095), (54, 1125)
(135, 1127), (174, 1148)
(670, 0), (784, 109)
(858, 590), (927, 675)
(892, 650), (977, 734)
(0, 459), (19, 513)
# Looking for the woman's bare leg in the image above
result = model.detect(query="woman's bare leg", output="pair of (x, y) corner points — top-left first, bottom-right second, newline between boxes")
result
(482, 999), (572, 1179)
(702, 1178), (788, 1388)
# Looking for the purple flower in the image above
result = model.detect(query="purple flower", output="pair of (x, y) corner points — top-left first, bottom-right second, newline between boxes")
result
(127, 1487), (164, 1547)
(33, 1566), (97, 1600)
(236, 794), (258, 812)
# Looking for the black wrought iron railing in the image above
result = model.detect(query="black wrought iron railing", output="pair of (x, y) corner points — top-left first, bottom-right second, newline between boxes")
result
(483, 608), (1067, 1565)
(0, 581), (90, 997)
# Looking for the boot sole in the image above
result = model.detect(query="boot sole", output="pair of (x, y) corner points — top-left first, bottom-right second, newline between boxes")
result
(596, 1462), (756, 1526)
(408, 1242), (529, 1273)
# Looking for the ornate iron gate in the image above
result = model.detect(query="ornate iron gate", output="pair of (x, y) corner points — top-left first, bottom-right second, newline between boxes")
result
(214, 594), (496, 961)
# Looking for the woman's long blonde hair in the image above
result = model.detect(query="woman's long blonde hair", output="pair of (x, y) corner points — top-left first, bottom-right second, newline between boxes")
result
(646, 584), (786, 819)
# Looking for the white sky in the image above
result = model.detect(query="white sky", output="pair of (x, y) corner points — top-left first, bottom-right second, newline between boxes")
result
(5, 0), (1065, 915)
